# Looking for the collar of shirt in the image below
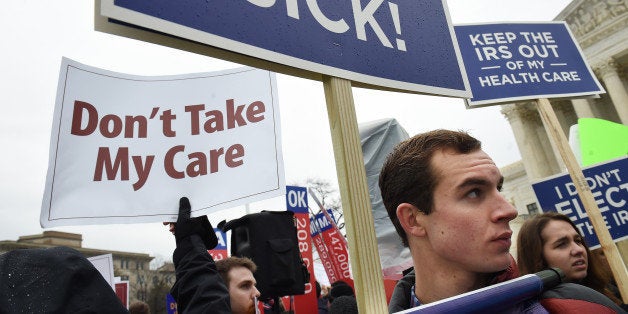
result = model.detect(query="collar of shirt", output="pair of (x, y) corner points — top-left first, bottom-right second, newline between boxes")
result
(410, 284), (421, 308)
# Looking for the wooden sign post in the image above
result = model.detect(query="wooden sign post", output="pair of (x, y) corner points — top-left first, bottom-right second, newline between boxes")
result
(536, 98), (628, 302)
(323, 76), (388, 313)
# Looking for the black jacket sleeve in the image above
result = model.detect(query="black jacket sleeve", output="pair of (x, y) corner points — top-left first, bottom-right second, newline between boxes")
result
(170, 234), (231, 314)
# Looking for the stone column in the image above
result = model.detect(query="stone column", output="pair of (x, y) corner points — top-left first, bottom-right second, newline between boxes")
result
(537, 101), (569, 172)
(571, 98), (595, 119)
(596, 59), (628, 124)
(501, 103), (560, 180)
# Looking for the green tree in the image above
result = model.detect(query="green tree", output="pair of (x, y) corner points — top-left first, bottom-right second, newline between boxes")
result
(147, 276), (170, 313)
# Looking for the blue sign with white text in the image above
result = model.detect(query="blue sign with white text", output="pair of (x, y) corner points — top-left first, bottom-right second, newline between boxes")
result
(311, 209), (336, 234)
(454, 22), (604, 107)
(166, 293), (177, 314)
(286, 185), (308, 214)
(214, 228), (228, 250)
(103, 0), (469, 96)
(531, 157), (628, 248)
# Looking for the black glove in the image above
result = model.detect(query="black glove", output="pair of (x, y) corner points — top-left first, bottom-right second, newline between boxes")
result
(174, 197), (218, 250)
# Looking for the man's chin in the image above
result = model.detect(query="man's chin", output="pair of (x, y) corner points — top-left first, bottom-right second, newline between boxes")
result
(477, 255), (514, 273)
(246, 305), (256, 314)
(233, 305), (256, 314)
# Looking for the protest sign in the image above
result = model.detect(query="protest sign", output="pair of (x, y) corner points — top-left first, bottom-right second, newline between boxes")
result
(166, 294), (177, 314)
(578, 118), (628, 167)
(454, 22), (604, 107)
(313, 210), (352, 282)
(532, 157), (628, 248)
(311, 217), (339, 282)
(311, 211), (340, 284)
(98, 0), (469, 97)
(41, 58), (284, 227)
(286, 186), (317, 314)
(115, 281), (129, 308)
(208, 228), (229, 261)
(87, 253), (115, 289)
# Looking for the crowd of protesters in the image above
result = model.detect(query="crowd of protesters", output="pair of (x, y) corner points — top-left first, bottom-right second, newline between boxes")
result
(1, 129), (626, 313)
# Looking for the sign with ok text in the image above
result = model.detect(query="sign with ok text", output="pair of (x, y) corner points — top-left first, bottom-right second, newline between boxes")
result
(454, 22), (604, 107)
(532, 157), (628, 248)
(286, 186), (317, 314)
(41, 58), (284, 227)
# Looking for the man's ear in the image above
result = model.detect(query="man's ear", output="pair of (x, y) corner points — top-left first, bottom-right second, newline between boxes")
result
(396, 203), (427, 238)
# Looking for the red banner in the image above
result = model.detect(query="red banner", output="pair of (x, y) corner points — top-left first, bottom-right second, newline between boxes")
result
(315, 211), (351, 281)
(286, 186), (317, 314)
(325, 228), (351, 281)
(311, 215), (340, 283)
(115, 281), (129, 308)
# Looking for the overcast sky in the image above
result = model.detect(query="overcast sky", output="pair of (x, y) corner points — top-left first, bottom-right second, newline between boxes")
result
(0, 0), (572, 265)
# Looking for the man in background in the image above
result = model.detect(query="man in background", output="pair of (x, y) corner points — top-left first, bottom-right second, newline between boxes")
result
(216, 257), (261, 314)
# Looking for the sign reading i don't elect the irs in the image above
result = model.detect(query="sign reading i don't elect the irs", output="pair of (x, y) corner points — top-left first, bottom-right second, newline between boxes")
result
(532, 157), (628, 248)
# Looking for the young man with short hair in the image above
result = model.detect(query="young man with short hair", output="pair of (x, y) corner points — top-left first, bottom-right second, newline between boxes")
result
(380, 129), (520, 311)
(381, 129), (626, 313)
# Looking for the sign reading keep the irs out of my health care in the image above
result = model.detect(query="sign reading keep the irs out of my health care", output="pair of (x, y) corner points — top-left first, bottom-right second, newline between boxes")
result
(454, 22), (604, 107)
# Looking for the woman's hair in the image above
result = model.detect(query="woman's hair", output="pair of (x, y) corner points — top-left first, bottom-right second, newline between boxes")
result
(516, 212), (621, 304)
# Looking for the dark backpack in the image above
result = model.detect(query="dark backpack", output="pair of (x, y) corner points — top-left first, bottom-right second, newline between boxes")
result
(220, 210), (310, 299)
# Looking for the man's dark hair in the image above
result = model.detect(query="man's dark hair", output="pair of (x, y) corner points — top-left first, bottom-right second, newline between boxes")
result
(329, 295), (358, 314)
(378, 129), (481, 247)
(328, 280), (354, 304)
(215, 256), (257, 286)
(315, 281), (321, 298)
(129, 301), (150, 314)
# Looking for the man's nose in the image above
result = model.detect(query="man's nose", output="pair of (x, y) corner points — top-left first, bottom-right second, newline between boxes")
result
(492, 193), (518, 222)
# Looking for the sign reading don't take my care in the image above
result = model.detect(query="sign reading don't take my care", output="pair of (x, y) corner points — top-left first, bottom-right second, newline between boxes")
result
(41, 58), (285, 227)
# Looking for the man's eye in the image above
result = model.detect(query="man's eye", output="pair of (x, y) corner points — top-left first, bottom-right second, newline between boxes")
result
(241, 283), (255, 290)
(467, 189), (480, 198)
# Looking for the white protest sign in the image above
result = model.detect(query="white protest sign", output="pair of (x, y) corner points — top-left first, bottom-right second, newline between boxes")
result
(87, 253), (115, 289)
(41, 58), (284, 227)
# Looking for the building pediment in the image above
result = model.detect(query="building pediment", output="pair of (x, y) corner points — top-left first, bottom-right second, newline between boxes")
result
(556, 0), (628, 48)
